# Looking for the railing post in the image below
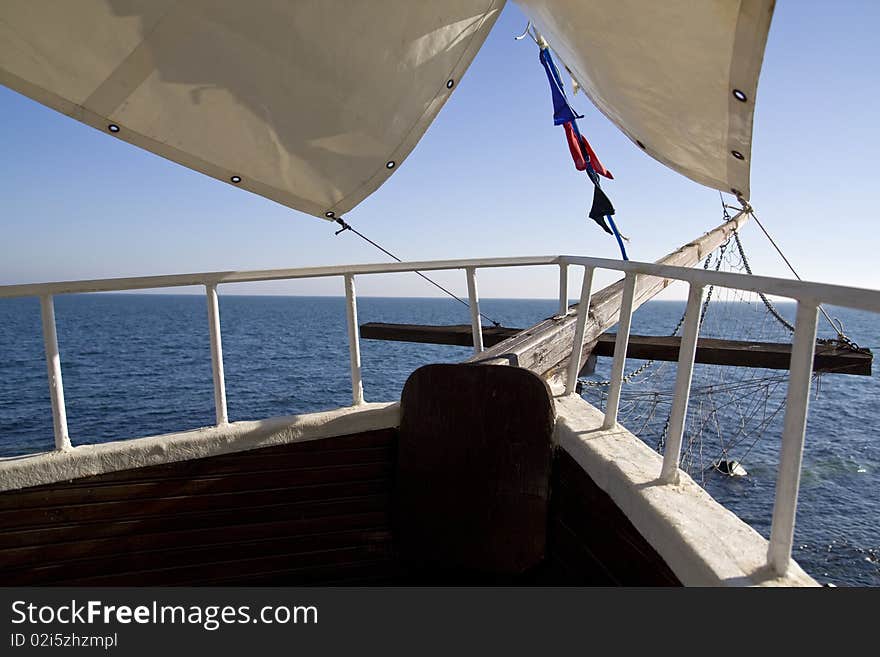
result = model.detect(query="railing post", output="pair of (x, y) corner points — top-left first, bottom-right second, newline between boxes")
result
(602, 273), (637, 430)
(344, 274), (365, 405)
(767, 300), (819, 575)
(565, 266), (595, 395)
(40, 295), (71, 450)
(466, 267), (483, 354)
(205, 284), (228, 425)
(558, 263), (569, 317)
(660, 283), (705, 483)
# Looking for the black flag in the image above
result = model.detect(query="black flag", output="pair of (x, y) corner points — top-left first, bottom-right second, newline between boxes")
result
(589, 185), (615, 234)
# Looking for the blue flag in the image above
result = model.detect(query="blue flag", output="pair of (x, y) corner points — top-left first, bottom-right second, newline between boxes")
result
(538, 48), (583, 125)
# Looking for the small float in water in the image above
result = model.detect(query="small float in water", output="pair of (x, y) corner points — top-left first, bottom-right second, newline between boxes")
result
(714, 459), (749, 477)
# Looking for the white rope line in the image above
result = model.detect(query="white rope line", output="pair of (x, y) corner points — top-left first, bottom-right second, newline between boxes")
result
(748, 208), (843, 338)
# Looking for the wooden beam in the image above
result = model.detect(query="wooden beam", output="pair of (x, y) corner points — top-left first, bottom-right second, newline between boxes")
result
(592, 334), (871, 376)
(360, 323), (519, 347)
(360, 323), (872, 375)
(464, 212), (751, 381)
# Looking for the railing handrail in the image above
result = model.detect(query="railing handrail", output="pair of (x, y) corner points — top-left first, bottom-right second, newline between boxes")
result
(3, 253), (878, 313)
(558, 255), (880, 313)
(0, 256), (561, 299)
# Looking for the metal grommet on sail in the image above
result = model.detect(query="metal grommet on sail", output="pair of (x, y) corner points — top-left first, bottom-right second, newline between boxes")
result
(325, 211), (335, 218)
(385, 161), (396, 169)
(732, 89), (747, 102)
(731, 150), (744, 160)
(230, 175), (242, 183)
(108, 124), (120, 133)
(446, 79), (454, 89)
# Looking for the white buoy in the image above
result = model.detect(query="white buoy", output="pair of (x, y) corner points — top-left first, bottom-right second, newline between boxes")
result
(714, 459), (748, 477)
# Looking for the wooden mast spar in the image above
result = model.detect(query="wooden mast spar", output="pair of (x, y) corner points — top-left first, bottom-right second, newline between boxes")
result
(464, 211), (751, 382)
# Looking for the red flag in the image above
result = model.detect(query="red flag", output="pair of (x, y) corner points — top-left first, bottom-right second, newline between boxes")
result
(563, 122), (613, 179)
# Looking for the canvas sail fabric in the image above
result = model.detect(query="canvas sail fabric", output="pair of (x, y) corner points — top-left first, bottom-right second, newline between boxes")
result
(0, 1), (773, 217)
(0, 0), (504, 219)
(516, 0), (774, 200)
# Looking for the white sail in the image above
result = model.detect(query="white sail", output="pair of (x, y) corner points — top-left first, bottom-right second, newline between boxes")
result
(517, 0), (774, 199)
(0, 0), (773, 218)
(0, 0), (504, 219)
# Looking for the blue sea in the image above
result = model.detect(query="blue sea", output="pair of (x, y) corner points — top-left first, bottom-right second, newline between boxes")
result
(0, 295), (877, 586)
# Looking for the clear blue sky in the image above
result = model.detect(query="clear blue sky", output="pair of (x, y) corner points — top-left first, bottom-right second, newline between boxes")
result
(1, 1), (878, 299)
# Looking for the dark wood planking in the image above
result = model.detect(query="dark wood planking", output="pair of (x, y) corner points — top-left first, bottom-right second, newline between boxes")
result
(1, 511), (391, 569)
(395, 364), (555, 575)
(178, 559), (402, 587)
(0, 429), (398, 585)
(7, 500), (386, 542)
(546, 517), (618, 585)
(362, 323), (871, 375)
(0, 496), (390, 551)
(0, 462), (393, 515)
(547, 449), (681, 586)
(0, 466), (393, 530)
(49, 431), (396, 487)
(54, 550), (395, 587)
(5, 531), (394, 586)
(48, 445), (397, 488)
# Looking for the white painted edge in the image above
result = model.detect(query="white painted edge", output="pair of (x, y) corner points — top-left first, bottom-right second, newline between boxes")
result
(553, 394), (818, 587)
(0, 402), (400, 493)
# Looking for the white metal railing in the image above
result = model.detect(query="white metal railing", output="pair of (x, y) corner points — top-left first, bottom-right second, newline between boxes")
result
(558, 254), (880, 578)
(1, 256), (559, 447)
(2, 254), (880, 578)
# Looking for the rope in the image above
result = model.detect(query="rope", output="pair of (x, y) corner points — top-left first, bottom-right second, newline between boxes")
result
(332, 217), (503, 327)
(605, 214), (629, 260)
(728, 199), (867, 352)
(731, 230), (796, 333)
(750, 209), (839, 334)
(752, 208), (866, 349)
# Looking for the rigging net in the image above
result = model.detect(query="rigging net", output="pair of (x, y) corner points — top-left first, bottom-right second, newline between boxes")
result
(577, 206), (862, 485)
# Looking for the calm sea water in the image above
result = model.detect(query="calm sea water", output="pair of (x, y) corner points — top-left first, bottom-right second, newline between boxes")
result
(0, 295), (877, 585)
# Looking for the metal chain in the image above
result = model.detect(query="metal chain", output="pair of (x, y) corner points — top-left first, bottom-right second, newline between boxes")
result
(731, 230), (796, 333)
(717, 197), (796, 333)
(823, 326), (870, 353)
(578, 356), (657, 388)
(732, 227), (868, 352)
(699, 239), (728, 325)
(730, 201), (868, 352)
